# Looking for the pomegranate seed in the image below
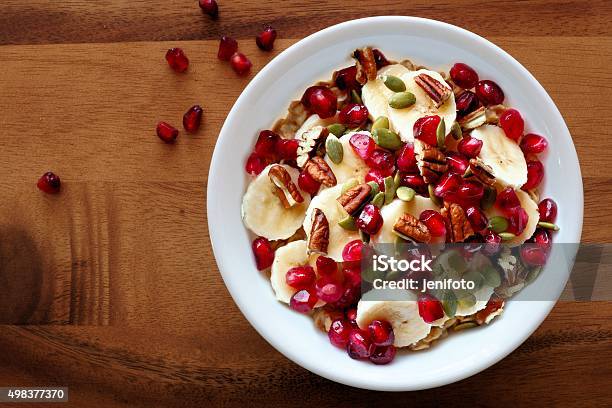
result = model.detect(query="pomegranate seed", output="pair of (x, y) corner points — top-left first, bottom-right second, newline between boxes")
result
(507, 207), (528, 235)
(346, 308), (358, 325)
(252, 237), (275, 270)
(455, 180), (484, 206)
(455, 90), (480, 117)
(522, 160), (544, 191)
(366, 149), (395, 175)
(369, 345), (396, 365)
(520, 133), (548, 154)
(286, 266), (316, 289)
(475, 80), (504, 106)
(466, 206), (488, 232)
(450, 63), (479, 89)
(256, 25), (277, 51)
(301, 86), (337, 119)
(413, 115), (441, 146)
(417, 294), (445, 323)
(499, 108), (524, 142)
(538, 198), (558, 223)
(520, 243), (548, 266)
(365, 169), (386, 191)
(297, 170), (320, 195)
(343, 265), (362, 288)
(334, 66), (359, 91)
(199, 0), (218, 18)
(230, 52), (252, 76)
(368, 320), (394, 346)
(533, 228), (552, 248)
(338, 103), (369, 128)
(434, 172), (462, 198)
(457, 136), (483, 158)
(397, 143), (418, 172)
(357, 204), (383, 235)
(331, 285), (360, 309)
(482, 229), (502, 256)
(399, 173), (427, 194)
(496, 187), (521, 215)
(182, 105), (203, 133)
(446, 151), (469, 174)
(328, 319), (352, 348)
(245, 152), (267, 176)
(254, 130), (280, 158)
(217, 36), (238, 61)
(289, 289), (318, 313)
(275, 138), (299, 160)
(315, 278), (344, 303)
(349, 133), (375, 160)
(419, 210), (447, 237)
(342, 240), (364, 262)
(37, 172), (61, 194)
(316, 256), (337, 276)
(156, 122), (178, 143)
(165, 48), (189, 73)
(347, 329), (374, 359)
(372, 49), (390, 68)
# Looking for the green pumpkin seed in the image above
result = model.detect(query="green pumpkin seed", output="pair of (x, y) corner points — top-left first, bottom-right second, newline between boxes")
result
(453, 322), (478, 331)
(537, 221), (560, 231)
(341, 178), (359, 194)
(436, 118), (446, 149)
(456, 292), (477, 309)
(371, 116), (390, 132)
(389, 92), (416, 109)
(488, 216), (509, 233)
(383, 75), (406, 92)
(367, 181), (380, 197)
(450, 121), (463, 140)
(325, 135), (344, 164)
(499, 232), (516, 241)
(373, 128), (402, 150)
(526, 266), (543, 284)
(384, 176), (396, 204)
(481, 266), (501, 288)
(327, 123), (346, 137)
(351, 89), (363, 104)
(396, 186), (416, 202)
(442, 291), (457, 318)
(429, 184), (442, 207)
(338, 215), (358, 231)
(372, 192), (385, 208)
(481, 186), (497, 210)
(393, 171), (401, 189)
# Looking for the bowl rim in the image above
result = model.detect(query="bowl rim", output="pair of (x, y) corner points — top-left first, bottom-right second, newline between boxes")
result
(207, 16), (583, 391)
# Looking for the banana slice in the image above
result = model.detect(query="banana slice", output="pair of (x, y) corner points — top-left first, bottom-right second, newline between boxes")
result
(471, 124), (527, 189)
(324, 132), (370, 184)
(361, 64), (412, 126)
(303, 184), (360, 261)
(242, 164), (311, 240)
(486, 188), (539, 246)
(356, 289), (431, 347)
(455, 285), (495, 317)
(295, 114), (338, 138)
(370, 197), (442, 244)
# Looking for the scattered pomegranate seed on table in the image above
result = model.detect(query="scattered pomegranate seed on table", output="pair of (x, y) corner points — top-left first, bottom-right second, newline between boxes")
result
(37, 172), (61, 194)
(256, 25), (277, 51)
(252, 236), (275, 270)
(182, 105), (203, 133)
(156, 122), (179, 143)
(198, 0), (219, 18)
(230, 52), (252, 76)
(217, 36), (238, 61)
(165, 48), (189, 73)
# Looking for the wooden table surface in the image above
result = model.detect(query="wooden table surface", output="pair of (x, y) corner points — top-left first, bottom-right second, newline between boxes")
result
(1, 1), (611, 406)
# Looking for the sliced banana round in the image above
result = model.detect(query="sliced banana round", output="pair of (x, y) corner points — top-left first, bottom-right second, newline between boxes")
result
(356, 289), (431, 347)
(242, 164), (311, 240)
(303, 184), (360, 261)
(370, 197), (442, 244)
(486, 188), (539, 246)
(361, 64), (412, 126)
(295, 113), (338, 138)
(455, 285), (495, 317)
(323, 132), (370, 184)
(471, 124), (527, 189)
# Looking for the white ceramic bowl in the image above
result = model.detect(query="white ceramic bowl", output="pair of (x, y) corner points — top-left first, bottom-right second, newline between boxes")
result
(207, 16), (582, 391)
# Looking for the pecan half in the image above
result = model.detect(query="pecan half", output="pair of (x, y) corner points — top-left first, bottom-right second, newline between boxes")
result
(459, 106), (486, 130)
(308, 208), (329, 255)
(467, 159), (496, 186)
(441, 202), (474, 242)
(272, 100), (309, 139)
(296, 126), (329, 168)
(414, 140), (448, 183)
(269, 165), (304, 208)
(304, 156), (337, 187)
(415, 73), (452, 108)
(353, 47), (377, 85)
(393, 213), (431, 243)
(337, 183), (372, 215)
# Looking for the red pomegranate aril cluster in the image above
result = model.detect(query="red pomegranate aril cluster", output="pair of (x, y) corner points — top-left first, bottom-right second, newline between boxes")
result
(475, 80), (504, 106)
(256, 26), (277, 51)
(328, 319), (352, 348)
(417, 294), (445, 323)
(37, 172), (61, 194)
(156, 121), (179, 143)
(413, 115), (441, 146)
(520, 133), (548, 154)
(523, 160), (544, 191)
(298, 170), (320, 195)
(183, 105), (203, 133)
(538, 198), (557, 223)
(446, 151), (469, 174)
(252, 237), (275, 270)
(450, 63), (479, 89)
(339, 103), (369, 127)
(334, 66), (359, 91)
(218, 36), (238, 61)
(397, 143), (418, 172)
(286, 266), (316, 289)
(457, 136), (483, 158)
(419, 210), (446, 237)
(357, 204), (383, 235)
(499, 108), (524, 141)
(366, 149), (395, 175)
(230, 52), (252, 75)
(165, 48), (189, 73)
(350, 133), (376, 160)
(301, 86), (337, 119)
(290, 289), (318, 313)
(199, 0), (219, 18)
(368, 320), (394, 347)
(466, 206), (488, 232)
(455, 90), (479, 117)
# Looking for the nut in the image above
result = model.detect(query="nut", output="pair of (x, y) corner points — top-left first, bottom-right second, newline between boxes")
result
(272, 100), (309, 139)
(353, 47), (377, 85)
(484, 104), (507, 124)
(414, 140), (448, 183)
(337, 183), (372, 214)
(467, 159), (496, 186)
(393, 213), (432, 243)
(308, 208), (330, 255)
(441, 202), (474, 242)
(269, 165), (304, 208)
(459, 106), (486, 130)
(414, 73), (452, 108)
(296, 126), (329, 168)
(304, 156), (337, 187)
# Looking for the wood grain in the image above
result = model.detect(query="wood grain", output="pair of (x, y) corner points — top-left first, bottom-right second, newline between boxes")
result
(0, 0), (611, 406)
